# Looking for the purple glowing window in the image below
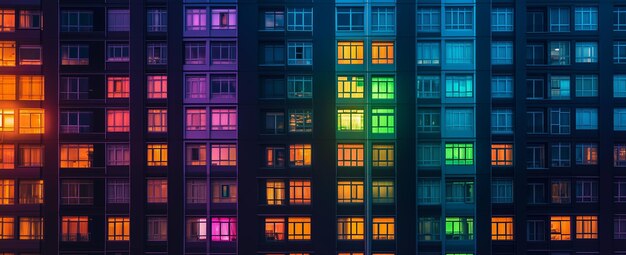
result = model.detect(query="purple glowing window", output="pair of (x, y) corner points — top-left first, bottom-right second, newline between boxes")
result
(211, 217), (236, 241)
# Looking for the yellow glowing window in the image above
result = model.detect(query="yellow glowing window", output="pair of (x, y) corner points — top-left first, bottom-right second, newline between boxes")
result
(107, 109), (130, 132)
(575, 216), (597, 239)
(337, 217), (364, 240)
(18, 109), (43, 134)
(18, 217), (42, 240)
(107, 217), (130, 241)
(289, 179), (311, 205)
(0, 10), (15, 32)
(147, 108), (167, 132)
(0, 75), (15, 100)
(0, 216), (14, 239)
(373, 144), (394, 167)
(491, 144), (513, 166)
(0, 41), (15, 66)
(550, 216), (571, 240)
(373, 217), (395, 240)
(61, 216), (89, 242)
(491, 217), (513, 240)
(337, 109), (364, 131)
(289, 144), (311, 167)
(147, 144), (168, 166)
(18, 76), (44, 100)
(210, 144), (236, 166)
(60, 144), (93, 168)
(264, 218), (285, 241)
(107, 76), (130, 98)
(0, 144), (14, 169)
(0, 179), (14, 205)
(287, 217), (311, 240)
(372, 41), (394, 64)
(266, 180), (285, 205)
(337, 144), (364, 167)
(0, 109), (14, 132)
(337, 41), (364, 64)
(372, 180), (394, 203)
(337, 180), (364, 203)
(337, 76), (364, 99)
(147, 75), (167, 99)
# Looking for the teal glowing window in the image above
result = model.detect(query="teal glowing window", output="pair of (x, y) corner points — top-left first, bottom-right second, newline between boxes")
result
(445, 143), (473, 165)
(445, 75), (473, 98)
(337, 76), (364, 99)
(371, 108), (395, 134)
(445, 217), (474, 240)
(372, 76), (394, 100)
(337, 109), (364, 131)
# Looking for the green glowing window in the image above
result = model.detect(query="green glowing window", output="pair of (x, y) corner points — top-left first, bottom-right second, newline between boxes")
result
(372, 76), (395, 100)
(337, 76), (364, 99)
(445, 143), (473, 165)
(445, 217), (474, 240)
(371, 108), (395, 134)
(337, 109), (364, 131)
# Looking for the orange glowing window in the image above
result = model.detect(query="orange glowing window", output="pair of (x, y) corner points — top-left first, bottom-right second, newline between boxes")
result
(18, 217), (43, 240)
(0, 179), (14, 205)
(107, 76), (129, 98)
(287, 217), (311, 240)
(147, 108), (167, 132)
(289, 144), (311, 167)
(264, 218), (285, 241)
(337, 180), (364, 203)
(0, 75), (15, 100)
(289, 179), (311, 205)
(107, 109), (130, 132)
(0, 109), (14, 132)
(18, 109), (44, 134)
(372, 217), (395, 240)
(210, 144), (236, 166)
(0, 41), (15, 66)
(0, 217), (14, 239)
(550, 216), (571, 240)
(0, 144), (14, 169)
(337, 144), (364, 167)
(0, 10), (15, 32)
(575, 216), (597, 239)
(147, 144), (168, 166)
(61, 216), (89, 242)
(337, 217), (364, 240)
(18, 76), (44, 100)
(491, 144), (513, 166)
(337, 41), (364, 64)
(60, 144), (93, 168)
(372, 41), (394, 64)
(107, 217), (130, 241)
(266, 180), (285, 205)
(491, 217), (514, 240)
(147, 75), (167, 99)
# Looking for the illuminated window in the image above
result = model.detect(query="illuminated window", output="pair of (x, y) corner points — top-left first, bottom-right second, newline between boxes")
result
(0, 41), (15, 66)
(491, 217), (513, 240)
(211, 180), (236, 203)
(373, 180), (394, 203)
(289, 179), (311, 205)
(147, 179), (168, 203)
(147, 217), (167, 241)
(337, 41), (364, 64)
(147, 108), (167, 132)
(491, 144), (513, 166)
(186, 217), (207, 241)
(211, 217), (236, 241)
(337, 180), (364, 203)
(372, 144), (394, 167)
(266, 180), (285, 205)
(0, 144), (13, 169)
(265, 218), (285, 241)
(107, 77), (130, 98)
(372, 108), (395, 134)
(337, 144), (364, 167)
(576, 216), (597, 239)
(61, 216), (89, 241)
(147, 144), (168, 166)
(0, 109), (14, 132)
(18, 109), (43, 134)
(372, 41), (394, 64)
(211, 108), (237, 131)
(445, 217), (474, 240)
(186, 144), (206, 166)
(186, 8), (207, 31)
(19, 217), (43, 240)
(0, 217), (14, 239)
(372, 76), (395, 100)
(550, 216), (571, 240)
(186, 108), (207, 131)
(373, 217), (395, 240)
(445, 143), (474, 165)
(107, 217), (130, 241)
(0, 179), (13, 205)
(615, 144), (626, 167)
(265, 147), (285, 168)
(0, 10), (15, 32)
(18, 76), (43, 100)
(445, 75), (473, 98)
(210, 144), (236, 166)
(339, 253), (364, 255)
(60, 144), (93, 168)
(288, 217), (311, 240)
(60, 180), (93, 205)
(0, 75), (15, 100)
(418, 217), (440, 240)
(211, 8), (236, 30)
(19, 180), (42, 204)
(576, 143), (597, 165)
(106, 109), (129, 132)
(337, 76), (364, 99)
(107, 144), (129, 166)
(289, 144), (311, 167)
(147, 75), (167, 99)
(337, 109), (364, 131)
(186, 179), (206, 204)
(337, 217), (364, 240)
(289, 109), (313, 132)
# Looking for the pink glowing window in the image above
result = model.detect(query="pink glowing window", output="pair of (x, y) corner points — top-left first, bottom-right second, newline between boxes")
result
(107, 77), (129, 98)
(211, 217), (236, 241)
(147, 75), (167, 99)
(107, 109), (130, 132)
(210, 144), (236, 166)
(186, 8), (207, 31)
(210, 108), (236, 131)
(186, 108), (207, 131)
